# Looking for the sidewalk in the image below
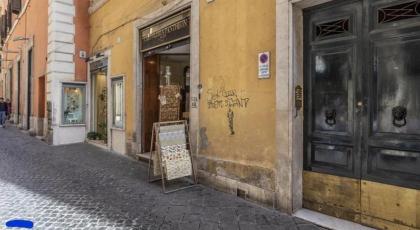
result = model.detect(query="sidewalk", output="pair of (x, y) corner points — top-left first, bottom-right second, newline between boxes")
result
(0, 127), (325, 230)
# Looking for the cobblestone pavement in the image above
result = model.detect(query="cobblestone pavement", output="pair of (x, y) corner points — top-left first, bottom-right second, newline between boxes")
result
(0, 127), (325, 230)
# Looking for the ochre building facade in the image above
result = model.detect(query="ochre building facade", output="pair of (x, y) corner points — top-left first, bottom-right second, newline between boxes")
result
(1, 1), (418, 230)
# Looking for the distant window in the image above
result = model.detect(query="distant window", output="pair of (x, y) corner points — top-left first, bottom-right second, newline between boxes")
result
(62, 84), (85, 125)
(112, 77), (124, 128)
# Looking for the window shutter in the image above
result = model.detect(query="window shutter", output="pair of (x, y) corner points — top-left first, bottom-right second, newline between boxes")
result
(11, 0), (21, 15)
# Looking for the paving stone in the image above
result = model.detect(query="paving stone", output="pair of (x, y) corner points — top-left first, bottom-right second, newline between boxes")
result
(0, 127), (325, 230)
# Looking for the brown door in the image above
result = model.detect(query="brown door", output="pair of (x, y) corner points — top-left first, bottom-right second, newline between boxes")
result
(142, 55), (160, 153)
(38, 76), (45, 119)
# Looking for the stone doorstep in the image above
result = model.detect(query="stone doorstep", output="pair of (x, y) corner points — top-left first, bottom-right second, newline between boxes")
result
(294, 209), (375, 230)
(86, 139), (109, 151)
(136, 152), (152, 163)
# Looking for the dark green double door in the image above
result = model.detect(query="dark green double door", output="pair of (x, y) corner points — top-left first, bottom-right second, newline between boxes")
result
(304, 0), (420, 189)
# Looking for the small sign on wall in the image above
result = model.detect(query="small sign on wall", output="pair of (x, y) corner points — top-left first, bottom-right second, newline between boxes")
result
(258, 52), (270, 79)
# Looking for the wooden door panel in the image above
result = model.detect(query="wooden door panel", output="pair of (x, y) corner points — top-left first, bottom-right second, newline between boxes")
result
(364, 10), (420, 189)
(311, 47), (354, 136)
(142, 55), (160, 153)
(304, 0), (362, 179)
(371, 38), (420, 136)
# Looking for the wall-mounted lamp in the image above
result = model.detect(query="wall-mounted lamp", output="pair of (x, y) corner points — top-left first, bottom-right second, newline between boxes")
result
(12, 36), (30, 42)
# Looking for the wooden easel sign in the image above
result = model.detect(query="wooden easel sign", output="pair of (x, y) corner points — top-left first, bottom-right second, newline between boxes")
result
(148, 120), (197, 193)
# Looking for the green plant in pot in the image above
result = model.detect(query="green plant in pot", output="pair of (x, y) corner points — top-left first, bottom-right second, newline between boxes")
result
(87, 132), (98, 140)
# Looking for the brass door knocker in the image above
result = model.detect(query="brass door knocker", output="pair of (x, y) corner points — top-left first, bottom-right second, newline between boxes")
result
(392, 106), (407, 128)
(325, 109), (337, 126)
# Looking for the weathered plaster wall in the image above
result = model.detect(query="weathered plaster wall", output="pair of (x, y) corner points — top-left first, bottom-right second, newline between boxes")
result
(198, 0), (277, 205)
(1, 0), (48, 130)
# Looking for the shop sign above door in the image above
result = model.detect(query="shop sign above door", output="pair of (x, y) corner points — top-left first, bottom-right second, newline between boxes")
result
(258, 52), (270, 79)
(140, 10), (190, 52)
(90, 57), (108, 72)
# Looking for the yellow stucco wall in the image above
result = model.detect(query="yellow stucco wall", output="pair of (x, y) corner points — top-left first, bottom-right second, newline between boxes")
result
(199, 0), (277, 190)
(89, 0), (174, 142)
(90, 0), (277, 193)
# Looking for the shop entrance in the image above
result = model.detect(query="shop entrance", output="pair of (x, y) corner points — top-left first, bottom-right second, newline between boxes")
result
(303, 0), (420, 225)
(90, 62), (108, 144)
(142, 50), (190, 152)
(140, 9), (191, 153)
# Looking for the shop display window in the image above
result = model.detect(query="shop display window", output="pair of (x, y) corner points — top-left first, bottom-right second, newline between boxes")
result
(112, 77), (124, 128)
(62, 84), (85, 125)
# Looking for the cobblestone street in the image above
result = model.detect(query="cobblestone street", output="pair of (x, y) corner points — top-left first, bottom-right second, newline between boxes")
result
(0, 127), (324, 230)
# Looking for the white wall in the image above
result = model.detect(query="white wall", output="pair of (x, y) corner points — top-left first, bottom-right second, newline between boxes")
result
(47, 0), (86, 145)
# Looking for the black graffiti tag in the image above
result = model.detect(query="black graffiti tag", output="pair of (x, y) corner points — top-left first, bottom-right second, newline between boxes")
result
(206, 87), (250, 136)
(207, 88), (250, 110)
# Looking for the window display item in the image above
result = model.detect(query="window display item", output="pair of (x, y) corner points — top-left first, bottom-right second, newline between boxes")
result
(62, 84), (85, 125)
(164, 65), (172, 86)
(159, 85), (181, 122)
(112, 78), (124, 128)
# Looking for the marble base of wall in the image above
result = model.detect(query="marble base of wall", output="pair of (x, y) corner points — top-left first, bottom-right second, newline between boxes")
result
(198, 170), (276, 209)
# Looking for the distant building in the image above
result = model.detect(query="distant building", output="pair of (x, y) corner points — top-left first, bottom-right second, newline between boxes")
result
(0, 0), (89, 144)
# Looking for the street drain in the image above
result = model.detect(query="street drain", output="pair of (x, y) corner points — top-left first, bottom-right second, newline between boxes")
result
(236, 188), (248, 199)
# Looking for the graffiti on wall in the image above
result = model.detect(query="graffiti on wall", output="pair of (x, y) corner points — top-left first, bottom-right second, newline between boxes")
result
(207, 88), (250, 110)
(207, 87), (250, 135)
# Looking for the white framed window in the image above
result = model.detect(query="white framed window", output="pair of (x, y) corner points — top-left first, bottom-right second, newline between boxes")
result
(62, 83), (86, 125)
(112, 77), (124, 128)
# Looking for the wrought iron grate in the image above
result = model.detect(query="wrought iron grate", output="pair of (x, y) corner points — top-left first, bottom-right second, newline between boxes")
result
(378, 1), (420, 24)
(315, 18), (350, 38)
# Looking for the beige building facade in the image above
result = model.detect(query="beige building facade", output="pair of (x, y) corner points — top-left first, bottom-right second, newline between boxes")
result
(90, 0), (420, 229)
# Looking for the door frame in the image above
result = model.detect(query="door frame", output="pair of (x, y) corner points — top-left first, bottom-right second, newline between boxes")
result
(87, 50), (112, 149)
(16, 57), (21, 124)
(274, 0), (336, 213)
(26, 47), (33, 130)
(133, 0), (200, 155)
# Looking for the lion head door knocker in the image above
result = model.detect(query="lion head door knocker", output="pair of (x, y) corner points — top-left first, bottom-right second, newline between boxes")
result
(325, 109), (337, 126)
(392, 106), (407, 128)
